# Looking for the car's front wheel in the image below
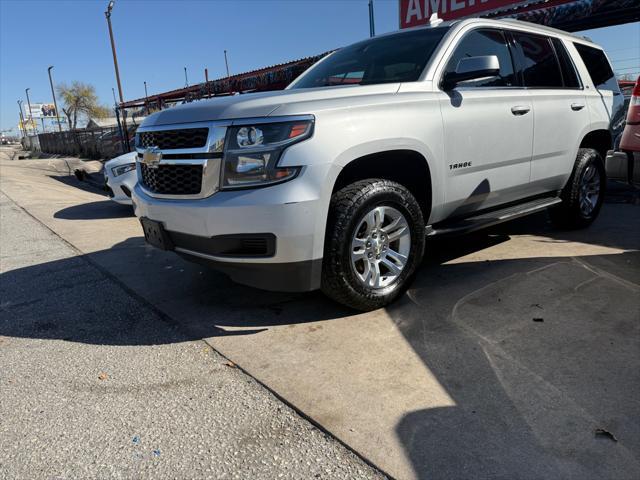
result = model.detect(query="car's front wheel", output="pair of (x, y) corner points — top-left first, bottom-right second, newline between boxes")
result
(321, 179), (426, 311)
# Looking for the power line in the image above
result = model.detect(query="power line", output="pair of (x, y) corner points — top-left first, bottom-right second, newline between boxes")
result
(610, 57), (640, 63)
(606, 46), (640, 53)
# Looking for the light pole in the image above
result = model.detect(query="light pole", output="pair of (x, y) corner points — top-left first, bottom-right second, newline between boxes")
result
(48, 66), (63, 133)
(184, 67), (189, 87)
(25, 88), (35, 134)
(368, 0), (375, 37)
(105, 0), (129, 150)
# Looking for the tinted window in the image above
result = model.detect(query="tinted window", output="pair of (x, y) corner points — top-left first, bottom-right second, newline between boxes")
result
(513, 32), (563, 88)
(291, 27), (450, 89)
(551, 38), (580, 88)
(574, 43), (617, 91)
(444, 29), (516, 87)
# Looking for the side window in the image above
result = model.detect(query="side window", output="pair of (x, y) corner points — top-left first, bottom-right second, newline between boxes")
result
(513, 32), (563, 88)
(574, 43), (617, 91)
(551, 38), (581, 88)
(443, 29), (516, 88)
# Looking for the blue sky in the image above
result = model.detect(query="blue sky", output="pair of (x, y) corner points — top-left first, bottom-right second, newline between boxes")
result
(1, 0), (638, 134)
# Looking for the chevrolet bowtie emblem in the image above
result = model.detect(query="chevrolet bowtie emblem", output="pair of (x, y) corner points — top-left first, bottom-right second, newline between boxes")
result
(142, 146), (162, 168)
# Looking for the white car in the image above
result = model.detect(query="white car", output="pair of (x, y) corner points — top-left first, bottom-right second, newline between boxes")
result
(104, 152), (137, 205)
(132, 18), (622, 310)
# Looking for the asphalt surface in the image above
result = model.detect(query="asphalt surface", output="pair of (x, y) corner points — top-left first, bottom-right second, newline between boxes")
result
(0, 154), (385, 478)
(1, 146), (639, 480)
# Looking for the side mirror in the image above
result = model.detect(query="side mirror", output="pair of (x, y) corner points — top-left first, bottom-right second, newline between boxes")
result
(442, 55), (500, 90)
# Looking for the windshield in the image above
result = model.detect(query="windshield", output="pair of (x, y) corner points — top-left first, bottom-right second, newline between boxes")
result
(290, 27), (450, 89)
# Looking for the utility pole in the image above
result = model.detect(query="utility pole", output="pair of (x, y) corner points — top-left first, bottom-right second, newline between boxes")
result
(25, 88), (36, 135)
(184, 67), (189, 87)
(105, 0), (129, 151)
(112, 87), (126, 154)
(224, 50), (231, 78)
(205, 68), (211, 98)
(144, 81), (149, 107)
(47, 66), (63, 133)
(17, 100), (26, 138)
(368, 0), (375, 37)
(224, 50), (231, 93)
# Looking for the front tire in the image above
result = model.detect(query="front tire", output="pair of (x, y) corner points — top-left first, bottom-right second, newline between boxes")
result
(321, 179), (425, 311)
(549, 148), (605, 229)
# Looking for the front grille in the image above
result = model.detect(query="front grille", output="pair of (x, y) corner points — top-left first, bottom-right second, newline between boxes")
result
(140, 164), (203, 195)
(137, 128), (209, 149)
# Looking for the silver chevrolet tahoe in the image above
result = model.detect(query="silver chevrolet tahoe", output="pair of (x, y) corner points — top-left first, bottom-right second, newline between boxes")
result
(132, 18), (622, 311)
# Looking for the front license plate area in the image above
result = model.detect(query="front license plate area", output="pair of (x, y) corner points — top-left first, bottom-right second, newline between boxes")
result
(140, 217), (173, 251)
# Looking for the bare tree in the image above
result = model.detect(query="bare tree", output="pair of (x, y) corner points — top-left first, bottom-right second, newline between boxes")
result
(57, 82), (110, 130)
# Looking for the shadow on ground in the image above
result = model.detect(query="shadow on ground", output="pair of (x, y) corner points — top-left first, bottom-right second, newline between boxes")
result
(391, 248), (640, 479)
(49, 173), (108, 196)
(3, 187), (640, 479)
(54, 200), (134, 220)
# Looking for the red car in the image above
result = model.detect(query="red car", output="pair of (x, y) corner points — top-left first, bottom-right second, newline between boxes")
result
(607, 77), (639, 184)
(620, 77), (640, 153)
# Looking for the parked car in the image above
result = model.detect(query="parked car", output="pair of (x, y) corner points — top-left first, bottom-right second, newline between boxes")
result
(606, 76), (640, 183)
(104, 151), (137, 205)
(99, 125), (138, 159)
(620, 78), (640, 151)
(131, 18), (622, 310)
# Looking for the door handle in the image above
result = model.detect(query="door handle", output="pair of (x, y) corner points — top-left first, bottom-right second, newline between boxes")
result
(571, 103), (585, 111)
(511, 106), (531, 116)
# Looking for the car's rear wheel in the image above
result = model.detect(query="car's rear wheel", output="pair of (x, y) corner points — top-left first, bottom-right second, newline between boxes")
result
(549, 148), (605, 229)
(321, 179), (425, 311)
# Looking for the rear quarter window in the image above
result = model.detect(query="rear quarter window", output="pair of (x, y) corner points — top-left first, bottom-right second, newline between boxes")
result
(574, 43), (617, 91)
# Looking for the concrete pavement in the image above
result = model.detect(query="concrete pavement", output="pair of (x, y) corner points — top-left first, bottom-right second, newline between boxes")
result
(1, 147), (639, 479)
(0, 151), (384, 479)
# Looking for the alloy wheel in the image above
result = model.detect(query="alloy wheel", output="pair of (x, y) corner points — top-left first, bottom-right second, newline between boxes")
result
(350, 205), (411, 289)
(578, 163), (600, 216)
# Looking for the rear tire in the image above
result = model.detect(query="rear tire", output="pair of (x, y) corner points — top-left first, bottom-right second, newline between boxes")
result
(549, 148), (605, 229)
(321, 179), (425, 311)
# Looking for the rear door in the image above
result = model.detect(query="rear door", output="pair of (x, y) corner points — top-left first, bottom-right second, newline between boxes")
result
(573, 42), (625, 146)
(437, 28), (534, 218)
(510, 31), (588, 193)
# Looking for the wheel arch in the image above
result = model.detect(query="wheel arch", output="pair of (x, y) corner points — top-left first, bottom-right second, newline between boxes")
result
(579, 129), (612, 160)
(331, 149), (433, 222)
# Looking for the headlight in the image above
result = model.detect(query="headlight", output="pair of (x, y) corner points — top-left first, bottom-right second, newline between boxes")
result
(222, 119), (313, 189)
(111, 163), (136, 177)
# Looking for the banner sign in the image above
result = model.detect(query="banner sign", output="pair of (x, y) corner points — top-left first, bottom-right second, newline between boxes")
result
(398, 0), (638, 31)
(400, 0), (525, 27)
(25, 103), (57, 118)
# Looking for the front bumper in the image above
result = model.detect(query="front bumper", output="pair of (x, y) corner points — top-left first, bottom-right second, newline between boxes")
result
(104, 170), (135, 206)
(132, 164), (331, 292)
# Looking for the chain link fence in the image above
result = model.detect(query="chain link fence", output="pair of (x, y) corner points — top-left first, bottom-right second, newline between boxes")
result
(25, 125), (137, 160)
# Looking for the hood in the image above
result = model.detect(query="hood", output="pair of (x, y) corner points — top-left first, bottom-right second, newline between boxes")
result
(105, 151), (137, 167)
(140, 83), (399, 127)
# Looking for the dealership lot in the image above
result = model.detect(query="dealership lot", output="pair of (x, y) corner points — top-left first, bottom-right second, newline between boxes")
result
(1, 146), (639, 479)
